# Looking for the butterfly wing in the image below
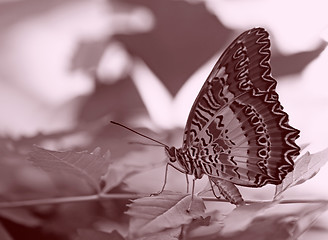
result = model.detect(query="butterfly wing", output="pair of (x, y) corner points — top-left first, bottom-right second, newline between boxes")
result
(182, 28), (300, 187)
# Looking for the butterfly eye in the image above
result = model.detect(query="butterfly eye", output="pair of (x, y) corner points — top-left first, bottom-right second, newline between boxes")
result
(165, 147), (177, 162)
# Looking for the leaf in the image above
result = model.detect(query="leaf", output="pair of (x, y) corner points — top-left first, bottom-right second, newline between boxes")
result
(76, 229), (125, 240)
(0, 156), (56, 228)
(188, 203), (328, 240)
(0, 146), (110, 235)
(223, 203), (328, 240)
(220, 201), (277, 235)
(134, 228), (181, 240)
(221, 214), (297, 240)
(101, 147), (166, 193)
(275, 147), (328, 197)
(183, 210), (223, 239)
(40, 201), (101, 235)
(0, 156), (56, 201)
(0, 208), (42, 228)
(185, 215), (211, 231)
(12, 116), (110, 152)
(126, 191), (206, 238)
(71, 40), (108, 72)
(291, 202), (328, 238)
(0, 223), (13, 240)
(29, 146), (110, 192)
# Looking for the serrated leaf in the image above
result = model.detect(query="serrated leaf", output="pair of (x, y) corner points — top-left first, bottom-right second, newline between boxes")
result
(29, 146), (110, 192)
(275, 147), (328, 197)
(126, 192), (206, 238)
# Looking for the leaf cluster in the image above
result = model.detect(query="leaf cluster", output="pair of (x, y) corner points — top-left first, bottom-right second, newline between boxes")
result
(0, 131), (328, 240)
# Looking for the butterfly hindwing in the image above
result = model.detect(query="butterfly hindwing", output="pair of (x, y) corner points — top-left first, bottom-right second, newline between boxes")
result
(182, 28), (300, 187)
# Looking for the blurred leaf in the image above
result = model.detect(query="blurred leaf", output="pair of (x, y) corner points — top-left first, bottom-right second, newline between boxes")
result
(0, 223), (13, 240)
(0, 208), (42, 228)
(0, 147), (106, 235)
(101, 122), (171, 193)
(71, 40), (108, 72)
(292, 203), (328, 238)
(222, 203), (328, 240)
(14, 118), (107, 152)
(0, 217), (65, 240)
(115, 0), (230, 95)
(0, 175), (102, 236)
(101, 159), (141, 193)
(0, 0), (73, 29)
(0, 137), (16, 155)
(271, 43), (325, 77)
(275, 147), (328, 197)
(76, 229), (125, 240)
(0, 158), (56, 201)
(220, 202), (277, 235)
(101, 148), (165, 193)
(29, 146), (110, 192)
(79, 79), (146, 124)
(0, 155), (55, 230)
(41, 202), (101, 236)
(126, 192), (205, 238)
(0, 195), (102, 236)
(188, 203), (328, 240)
(2, 202), (102, 238)
(221, 214), (296, 240)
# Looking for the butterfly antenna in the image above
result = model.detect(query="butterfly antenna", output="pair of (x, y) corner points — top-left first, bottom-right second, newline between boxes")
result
(128, 141), (166, 147)
(110, 121), (169, 148)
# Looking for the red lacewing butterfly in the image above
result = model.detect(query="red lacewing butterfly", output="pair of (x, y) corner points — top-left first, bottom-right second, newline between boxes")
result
(111, 27), (300, 206)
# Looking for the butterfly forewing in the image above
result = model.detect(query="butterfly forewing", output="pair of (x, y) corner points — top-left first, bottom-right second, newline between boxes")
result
(182, 28), (300, 187)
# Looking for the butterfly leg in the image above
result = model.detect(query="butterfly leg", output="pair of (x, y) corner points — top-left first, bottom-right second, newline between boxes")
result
(185, 173), (189, 193)
(150, 162), (187, 196)
(186, 178), (196, 212)
(209, 177), (245, 206)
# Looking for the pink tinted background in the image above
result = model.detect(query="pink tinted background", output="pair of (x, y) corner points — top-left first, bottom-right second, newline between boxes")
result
(0, 0), (327, 238)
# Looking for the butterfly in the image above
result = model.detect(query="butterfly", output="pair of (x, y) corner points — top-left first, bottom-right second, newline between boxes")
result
(112, 27), (300, 206)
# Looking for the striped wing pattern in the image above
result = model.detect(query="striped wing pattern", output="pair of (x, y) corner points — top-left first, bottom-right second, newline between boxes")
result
(181, 28), (300, 188)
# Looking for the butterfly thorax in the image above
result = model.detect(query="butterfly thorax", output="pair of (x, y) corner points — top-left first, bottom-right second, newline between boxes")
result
(165, 146), (204, 179)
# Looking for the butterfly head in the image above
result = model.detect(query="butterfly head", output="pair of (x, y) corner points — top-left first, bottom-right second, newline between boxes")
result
(165, 146), (178, 162)
(165, 146), (194, 175)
